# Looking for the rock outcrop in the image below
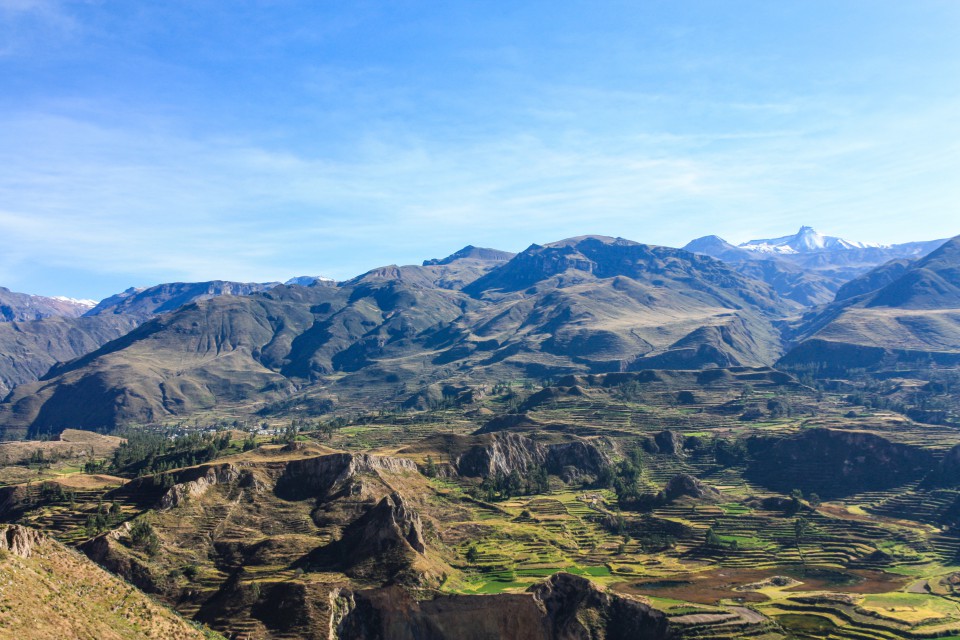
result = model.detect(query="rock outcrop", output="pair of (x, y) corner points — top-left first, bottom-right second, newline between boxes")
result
(276, 453), (418, 501)
(346, 492), (426, 555)
(0, 524), (42, 558)
(661, 474), (721, 502)
(645, 430), (683, 456)
(456, 432), (548, 477)
(544, 439), (611, 482)
(402, 383), (481, 410)
(518, 385), (588, 411)
(922, 443), (960, 488)
(624, 474), (722, 511)
(456, 432), (609, 480)
(300, 492), (432, 585)
(159, 463), (248, 509)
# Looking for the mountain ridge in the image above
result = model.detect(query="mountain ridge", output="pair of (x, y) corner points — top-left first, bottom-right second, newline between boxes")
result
(684, 226), (948, 306)
(2, 228), (955, 436)
(780, 234), (960, 371)
(0, 235), (793, 437)
(0, 286), (96, 323)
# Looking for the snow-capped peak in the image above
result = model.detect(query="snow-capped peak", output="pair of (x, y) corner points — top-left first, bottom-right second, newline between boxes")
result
(738, 226), (884, 254)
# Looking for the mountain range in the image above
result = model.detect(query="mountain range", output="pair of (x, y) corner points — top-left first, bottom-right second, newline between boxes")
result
(780, 234), (960, 372)
(0, 226), (956, 438)
(684, 227), (948, 306)
(0, 278), (332, 399)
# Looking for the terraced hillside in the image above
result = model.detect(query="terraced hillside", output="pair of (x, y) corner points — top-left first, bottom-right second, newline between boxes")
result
(2, 367), (960, 639)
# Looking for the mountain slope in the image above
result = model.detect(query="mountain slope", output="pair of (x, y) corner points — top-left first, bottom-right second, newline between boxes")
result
(0, 280), (315, 401)
(0, 315), (139, 399)
(456, 236), (789, 369)
(0, 236), (794, 436)
(683, 234), (843, 306)
(0, 281), (475, 436)
(833, 259), (913, 302)
(0, 524), (213, 639)
(723, 258), (839, 307)
(780, 234), (960, 372)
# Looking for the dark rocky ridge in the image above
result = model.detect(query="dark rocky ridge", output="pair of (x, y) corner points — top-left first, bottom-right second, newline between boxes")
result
(276, 453), (419, 501)
(300, 492), (429, 584)
(454, 432), (611, 480)
(333, 572), (676, 640)
(747, 428), (936, 498)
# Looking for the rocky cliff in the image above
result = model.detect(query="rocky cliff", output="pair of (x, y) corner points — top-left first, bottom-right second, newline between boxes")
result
(332, 572), (676, 640)
(276, 453), (419, 501)
(159, 463), (251, 509)
(0, 524), (42, 557)
(747, 428), (935, 498)
(455, 432), (610, 480)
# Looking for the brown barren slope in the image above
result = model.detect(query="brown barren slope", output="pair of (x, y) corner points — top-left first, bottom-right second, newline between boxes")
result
(0, 524), (216, 640)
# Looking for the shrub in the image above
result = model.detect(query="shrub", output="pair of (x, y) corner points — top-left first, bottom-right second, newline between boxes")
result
(466, 543), (480, 563)
(130, 520), (161, 556)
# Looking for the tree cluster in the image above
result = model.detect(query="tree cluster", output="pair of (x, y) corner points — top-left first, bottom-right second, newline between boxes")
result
(111, 430), (233, 476)
(597, 445), (644, 501)
(84, 500), (124, 537)
(129, 520), (161, 556)
(473, 465), (550, 501)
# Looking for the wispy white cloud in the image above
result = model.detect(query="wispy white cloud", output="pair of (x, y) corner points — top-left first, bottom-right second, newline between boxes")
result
(0, 0), (79, 57)
(2, 88), (957, 300)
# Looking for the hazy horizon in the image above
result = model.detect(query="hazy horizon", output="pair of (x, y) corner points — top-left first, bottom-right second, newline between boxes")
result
(4, 224), (953, 302)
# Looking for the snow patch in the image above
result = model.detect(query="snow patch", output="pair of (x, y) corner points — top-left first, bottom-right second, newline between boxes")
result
(50, 296), (98, 308)
(284, 275), (335, 286)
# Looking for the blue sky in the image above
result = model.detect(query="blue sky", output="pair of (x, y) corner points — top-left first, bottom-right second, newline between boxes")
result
(1, 1), (959, 300)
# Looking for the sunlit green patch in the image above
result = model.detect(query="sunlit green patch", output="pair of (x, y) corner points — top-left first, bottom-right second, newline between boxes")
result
(717, 503), (751, 515)
(565, 565), (611, 577)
